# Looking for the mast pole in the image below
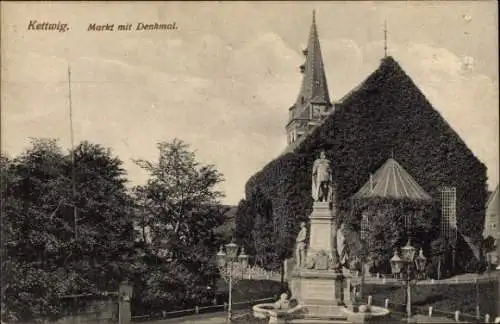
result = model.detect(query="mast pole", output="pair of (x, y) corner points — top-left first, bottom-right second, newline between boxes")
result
(68, 66), (77, 240)
(384, 20), (388, 57)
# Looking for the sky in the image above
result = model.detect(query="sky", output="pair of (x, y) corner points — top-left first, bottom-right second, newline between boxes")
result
(1, 1), (498, 205)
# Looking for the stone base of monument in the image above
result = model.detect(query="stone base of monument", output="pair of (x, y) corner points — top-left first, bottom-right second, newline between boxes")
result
(287, 269), (352, 323)
(342, 306), (392, 324)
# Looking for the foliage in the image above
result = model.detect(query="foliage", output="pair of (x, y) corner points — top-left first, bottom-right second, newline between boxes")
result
(234, 199), (254, 256)
(363, 205), (403, 273)
(229, 279), (288, 303)
(347, 197), (438, 273)
(428, 236), (452, 279)
(482, 236), (496, 253)
(234, 188), (286, 271)
(131, 139), (227, 314)
(244, 56), (487, 271)
(1, 139), (135, 322)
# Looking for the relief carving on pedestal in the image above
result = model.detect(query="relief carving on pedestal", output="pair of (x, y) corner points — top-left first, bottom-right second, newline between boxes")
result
(303, 250), (342, 271)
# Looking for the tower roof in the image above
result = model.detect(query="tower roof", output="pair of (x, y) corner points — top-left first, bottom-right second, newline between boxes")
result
(292, 11), (331, 119)
(353, 158), (432, 201)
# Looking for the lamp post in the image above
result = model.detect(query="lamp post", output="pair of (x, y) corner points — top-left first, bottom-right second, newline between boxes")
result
(391, 239), (426, 323)
(216, 241), (249, 323)
(359, 236), (367, 301)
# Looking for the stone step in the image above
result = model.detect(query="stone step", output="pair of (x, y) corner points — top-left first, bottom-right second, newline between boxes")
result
(301, 305), (347, 319)
(289, 319), (350, 324)
(291, 313), (349, 323)
(303, 313), (347, 319)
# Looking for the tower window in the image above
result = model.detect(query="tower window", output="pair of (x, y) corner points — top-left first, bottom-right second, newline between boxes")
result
(301, 97), (305, 104)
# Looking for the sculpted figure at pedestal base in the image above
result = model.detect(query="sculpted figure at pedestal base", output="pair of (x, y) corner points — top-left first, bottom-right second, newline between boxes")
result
(329, 250), (341, 272)
(274, 293), (290, 310)
(295, 222), (307, 268)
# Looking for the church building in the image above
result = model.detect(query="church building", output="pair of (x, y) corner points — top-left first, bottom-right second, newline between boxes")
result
(244, 12), (488, 274)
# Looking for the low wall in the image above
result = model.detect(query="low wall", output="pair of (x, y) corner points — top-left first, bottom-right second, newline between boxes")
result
(9, 283), (133, 324)
(54, 294), (118, 324)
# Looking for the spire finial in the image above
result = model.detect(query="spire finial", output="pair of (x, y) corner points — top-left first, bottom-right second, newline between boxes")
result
(384, 20), (388, 57)
(312, 10), (316, 24)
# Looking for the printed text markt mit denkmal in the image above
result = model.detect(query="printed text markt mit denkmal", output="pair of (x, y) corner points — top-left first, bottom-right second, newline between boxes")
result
(87, 22), (177, 31)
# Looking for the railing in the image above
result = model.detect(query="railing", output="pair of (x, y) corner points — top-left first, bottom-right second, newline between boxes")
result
(131, 297), (275, 322)
(244, 266), (280, 280)
(360, 294), (495, 323)
(350, 271), (496, 285)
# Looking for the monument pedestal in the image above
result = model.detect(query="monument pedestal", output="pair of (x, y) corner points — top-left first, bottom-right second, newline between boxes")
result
(289, 202), (352, 322)
(307, 201), (336, 258)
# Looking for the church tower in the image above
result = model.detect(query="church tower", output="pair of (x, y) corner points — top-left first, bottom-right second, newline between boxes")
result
(286, 11), (333, 145)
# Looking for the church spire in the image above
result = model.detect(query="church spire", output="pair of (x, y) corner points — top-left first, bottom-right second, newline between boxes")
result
(294, 10), (331, 116)
(286, 11), (333, 146)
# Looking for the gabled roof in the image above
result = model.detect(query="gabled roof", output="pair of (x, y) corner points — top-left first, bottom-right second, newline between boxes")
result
(292, 11), (331, 119)
(486, 184), (499, 210)
(353, 158), (432, 201)
(459, 233), (481, 261)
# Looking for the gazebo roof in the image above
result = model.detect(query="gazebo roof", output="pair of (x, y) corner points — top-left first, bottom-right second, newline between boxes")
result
(353, 158), (432, 201)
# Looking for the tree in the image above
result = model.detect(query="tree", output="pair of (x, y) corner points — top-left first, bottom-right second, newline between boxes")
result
(69, 141), (135, 290)
(234, 188), (281, 270)
(482, 236), (496, 254)
(234, 199), (255, 256)
(1, 139), (135, 322)
(252, 213), (275, 269)
(363, 205), (403, 273)
(1, 139), (70, 322)
(430, 236), (449, 280)
(132, 139), (227, 312)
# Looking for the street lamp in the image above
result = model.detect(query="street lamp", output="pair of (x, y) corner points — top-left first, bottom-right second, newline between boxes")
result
(415, 249), (427, 280)
(216, 241), (250, 323)
(390, 250), (403, 279)
(390, 239), (426, 323)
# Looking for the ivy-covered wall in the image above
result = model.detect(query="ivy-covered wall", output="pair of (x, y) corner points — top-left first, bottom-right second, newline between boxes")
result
(245, 56), (487, 261)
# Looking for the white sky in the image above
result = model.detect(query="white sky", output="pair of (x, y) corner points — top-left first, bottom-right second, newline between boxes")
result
(1, 1), (498, 205)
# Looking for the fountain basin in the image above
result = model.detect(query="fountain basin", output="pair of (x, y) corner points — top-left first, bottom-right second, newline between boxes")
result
(253, 304), (277, 319)
(342, 305), (391, 324)
(252, 303), (305, 324)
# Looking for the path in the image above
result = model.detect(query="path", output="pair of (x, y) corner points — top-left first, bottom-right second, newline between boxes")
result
(135, 311), (229, 324)
(137, 311), (468, 324)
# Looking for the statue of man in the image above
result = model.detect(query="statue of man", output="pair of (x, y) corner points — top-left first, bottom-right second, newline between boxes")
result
(295, 221), (307, 267)
(312, 151), (333, 202)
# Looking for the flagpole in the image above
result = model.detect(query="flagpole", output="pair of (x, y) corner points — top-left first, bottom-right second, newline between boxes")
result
(68, 65), (78, 240)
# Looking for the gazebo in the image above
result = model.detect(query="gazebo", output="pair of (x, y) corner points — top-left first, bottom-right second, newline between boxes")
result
(348, 158), (435, 273)
(353, 158), (432, 201)
(353, 158), (433, 234)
